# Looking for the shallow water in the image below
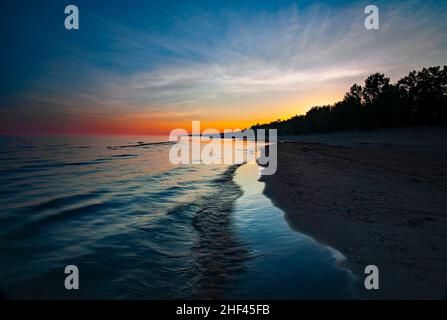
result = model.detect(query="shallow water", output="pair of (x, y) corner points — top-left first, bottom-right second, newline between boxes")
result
(0, 135), (354, 299)
(228, 164), (355, 299)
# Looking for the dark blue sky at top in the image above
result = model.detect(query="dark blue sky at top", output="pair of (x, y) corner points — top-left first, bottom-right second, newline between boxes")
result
(0, 0), (361, 100)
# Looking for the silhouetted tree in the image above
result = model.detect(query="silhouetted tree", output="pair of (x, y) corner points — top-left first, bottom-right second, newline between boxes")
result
(363, 73), (390, 104)
(251, 66), (447, 135)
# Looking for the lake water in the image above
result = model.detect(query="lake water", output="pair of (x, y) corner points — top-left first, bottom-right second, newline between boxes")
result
(0, 135), (355, 299)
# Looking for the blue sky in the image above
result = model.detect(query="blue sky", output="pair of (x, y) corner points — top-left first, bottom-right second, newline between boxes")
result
(1, 0), (447, 134)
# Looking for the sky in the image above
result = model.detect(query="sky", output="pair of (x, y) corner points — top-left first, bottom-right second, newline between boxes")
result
(0, 0), (446, 135)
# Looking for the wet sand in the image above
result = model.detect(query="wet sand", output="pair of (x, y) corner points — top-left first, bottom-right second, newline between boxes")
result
(261, 130), (447, 299)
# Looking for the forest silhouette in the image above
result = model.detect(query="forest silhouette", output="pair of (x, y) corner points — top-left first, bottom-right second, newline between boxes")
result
(251, 66), (447, 134)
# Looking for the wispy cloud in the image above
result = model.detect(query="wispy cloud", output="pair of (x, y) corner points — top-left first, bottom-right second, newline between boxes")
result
(2, 0), (447, 133)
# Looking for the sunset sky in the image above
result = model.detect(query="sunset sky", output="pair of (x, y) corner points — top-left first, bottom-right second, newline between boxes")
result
(1, 0), (447, 135)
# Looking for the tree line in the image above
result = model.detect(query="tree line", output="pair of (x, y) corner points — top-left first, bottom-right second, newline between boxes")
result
(251, 66), (447, 135)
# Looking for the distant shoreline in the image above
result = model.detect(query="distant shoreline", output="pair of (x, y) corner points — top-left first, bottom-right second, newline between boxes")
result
(276, 125), (447, 147)
(260, 126), (447, 299)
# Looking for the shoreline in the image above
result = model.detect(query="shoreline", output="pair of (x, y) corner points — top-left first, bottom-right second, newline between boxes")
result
(229, 163), (356, 299)
(260, 128), (447, 299)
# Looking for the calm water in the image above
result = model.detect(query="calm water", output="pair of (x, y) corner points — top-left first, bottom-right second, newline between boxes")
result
(0, 135), (354, 299)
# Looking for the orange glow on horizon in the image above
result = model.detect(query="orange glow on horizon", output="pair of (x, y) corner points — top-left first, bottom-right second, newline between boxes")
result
(0, 93), (343, 136)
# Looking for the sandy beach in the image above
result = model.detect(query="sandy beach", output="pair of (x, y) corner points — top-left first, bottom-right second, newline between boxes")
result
(261, 127), (447, 299)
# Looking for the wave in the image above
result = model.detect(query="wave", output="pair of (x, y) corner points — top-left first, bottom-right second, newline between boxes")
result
(170, 164), (251, 298)
(107, 141), (175, 150)
(26, 191), (104, 212)
(0, 155), (142, 175)
(0, 141), (251, 299)
(4, 200), (117, 240)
